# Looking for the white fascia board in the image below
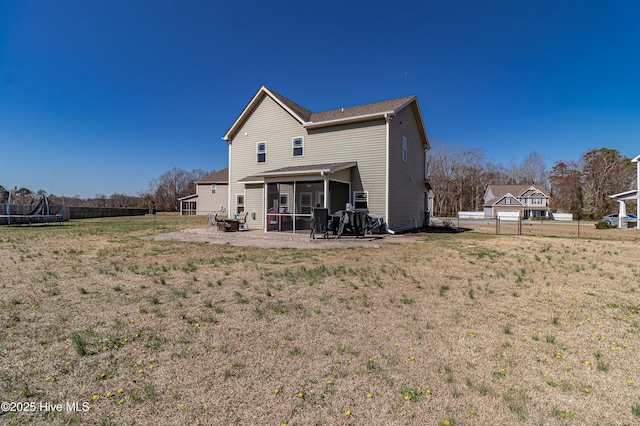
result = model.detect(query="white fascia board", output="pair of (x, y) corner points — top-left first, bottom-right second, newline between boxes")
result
(608, 190), (638, 199)
(261, 87), (307, 125)
(222, 86), (307, 141)
(303, 112), (394, 129)
(632, 154), (640, 162)
(401, 97), (429, 150)
(222, 86), (266, 141)
(178, 194), (198, 201)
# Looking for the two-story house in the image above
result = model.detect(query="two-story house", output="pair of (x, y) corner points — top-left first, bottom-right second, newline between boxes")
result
(222, 86), (431, 233)
(483, 185), (550, 219)
(178, 168), (228, 215)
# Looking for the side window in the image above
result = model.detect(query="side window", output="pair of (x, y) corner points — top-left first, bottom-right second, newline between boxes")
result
(211, 184), (217, 194)
(292, 137), (304, 157)
(236, 194), (245, 214)
(353, 191), (368, 210)
(257, 142), (266, 163)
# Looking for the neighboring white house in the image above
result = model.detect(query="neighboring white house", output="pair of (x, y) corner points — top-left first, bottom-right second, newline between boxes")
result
(483, 185), (550, 219)
(222, 86), (432, 233)
(178, 168), (228, 215)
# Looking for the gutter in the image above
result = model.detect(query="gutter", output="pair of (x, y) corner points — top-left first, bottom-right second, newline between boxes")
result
(303, 111), (395, 129)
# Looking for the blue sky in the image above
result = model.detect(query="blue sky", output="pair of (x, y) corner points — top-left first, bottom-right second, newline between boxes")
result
(1, 0), (639, 198)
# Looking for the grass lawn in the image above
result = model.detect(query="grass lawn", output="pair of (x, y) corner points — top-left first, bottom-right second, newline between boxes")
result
(1, 214), (640, 425)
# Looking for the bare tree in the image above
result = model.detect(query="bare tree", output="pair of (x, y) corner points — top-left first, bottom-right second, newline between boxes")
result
(144, 167), (210, 211)
(549, 161), (583, 216)
(581, 148), (635, 218)
(549, 148), (634, 219)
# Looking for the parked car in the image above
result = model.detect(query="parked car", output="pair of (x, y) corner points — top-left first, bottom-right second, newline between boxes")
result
(601, 213), (637, 225)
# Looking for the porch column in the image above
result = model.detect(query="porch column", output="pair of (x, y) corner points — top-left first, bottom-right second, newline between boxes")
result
(323, 178), (329, 209)
(635, 155), (640, 229)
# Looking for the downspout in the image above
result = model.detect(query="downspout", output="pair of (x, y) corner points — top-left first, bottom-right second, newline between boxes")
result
(384, 113), (394, 234)
(224, 137), (232, 218)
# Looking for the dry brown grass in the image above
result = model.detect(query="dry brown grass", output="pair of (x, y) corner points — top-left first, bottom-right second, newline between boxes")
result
(1, 215), (640, 425)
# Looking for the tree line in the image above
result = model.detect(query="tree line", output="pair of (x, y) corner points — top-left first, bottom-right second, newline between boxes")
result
(3, 146), (635, 219)
(426, 144), (636, 219)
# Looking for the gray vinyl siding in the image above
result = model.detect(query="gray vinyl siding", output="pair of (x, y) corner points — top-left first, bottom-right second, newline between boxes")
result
(330, 168), (351, 183)
(308, 120), (386, 217)
(194, 184), (228, 215)
(228, 93), (388, 221)
(244, 184), (263, 229)
(388, 104), (429, 231)
(228, 95), (305, 214)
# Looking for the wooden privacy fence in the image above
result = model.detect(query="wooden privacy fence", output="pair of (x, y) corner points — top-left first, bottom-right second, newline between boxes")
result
(0, 202), (70, 225)
(1, 202), (147, 225)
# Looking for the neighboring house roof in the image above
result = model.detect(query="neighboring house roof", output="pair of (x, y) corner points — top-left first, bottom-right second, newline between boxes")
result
(178, 194), (198, 201)
(484, 185), (548, 207)
(195, 167), (229, 184)
(490, 193), (525, 207)
(222, 86), (428, 147)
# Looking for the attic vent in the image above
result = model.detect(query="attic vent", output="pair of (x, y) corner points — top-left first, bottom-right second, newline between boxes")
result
(341, 108), (344, 112)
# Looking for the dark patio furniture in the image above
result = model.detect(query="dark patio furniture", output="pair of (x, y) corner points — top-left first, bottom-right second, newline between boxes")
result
(223, 219), (239, 232)
(310, 208), (329, 239)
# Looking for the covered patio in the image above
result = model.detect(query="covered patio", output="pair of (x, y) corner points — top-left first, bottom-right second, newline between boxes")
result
(243, 162), (358, 234)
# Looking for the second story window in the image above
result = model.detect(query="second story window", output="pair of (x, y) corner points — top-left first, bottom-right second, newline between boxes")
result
(505, 197), (511, 205)
(402, 136), (407, 162)
(292, 137), (304, 157)
(211, 184), (217, 194)
(257, 142), (266, 163)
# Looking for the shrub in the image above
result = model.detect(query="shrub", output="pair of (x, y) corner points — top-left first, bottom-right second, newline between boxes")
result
(595, 221), (616, 229)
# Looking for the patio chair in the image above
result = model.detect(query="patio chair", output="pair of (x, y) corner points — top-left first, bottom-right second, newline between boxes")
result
(310, 208), (329, 239)
(208, 213), (225, 234)
(237, 211), (249, 230)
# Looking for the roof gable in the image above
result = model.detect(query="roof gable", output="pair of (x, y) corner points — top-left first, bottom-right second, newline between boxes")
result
(493, 193), (525, 207)
(223, 86), (310, 141)
(222, 87), (427, 145)
(486, 185), (547, 199)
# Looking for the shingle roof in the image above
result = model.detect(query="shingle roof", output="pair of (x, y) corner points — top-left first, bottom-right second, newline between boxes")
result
(195, 167), (228, 184)
(309, 96), (415, 123)
(223, 86), (426, 142)
(255, 162), (357, 176)
(267, 88), (312, 122)
(266, 87), (414, 125)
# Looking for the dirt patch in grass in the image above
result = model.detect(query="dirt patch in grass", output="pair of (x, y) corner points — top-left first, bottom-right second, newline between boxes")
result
(1, 215), (640, 425)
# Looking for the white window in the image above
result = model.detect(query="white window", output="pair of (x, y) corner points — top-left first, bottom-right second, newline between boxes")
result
(279, 194), (288, 209)
(292, 137), (304, 157)
(533, 198), (542, 205)
(353, 191), (368, 210)
(211, 184), (217, 194)
(300, 192), (312, 214)
(402, 136), (407, 162)
(505, 197), (511, 205)
(257, 142), (266, 163)
(236, 194), (245, 213)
